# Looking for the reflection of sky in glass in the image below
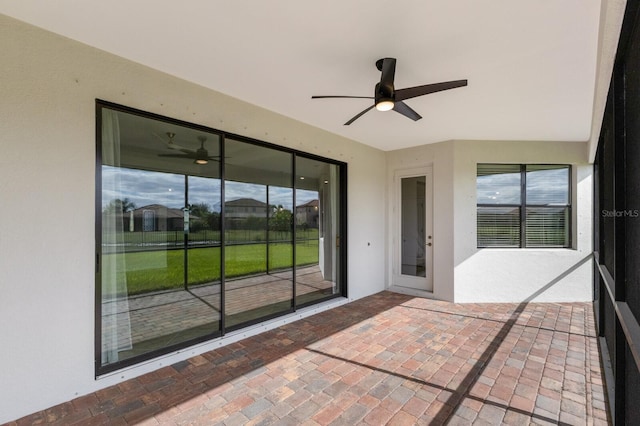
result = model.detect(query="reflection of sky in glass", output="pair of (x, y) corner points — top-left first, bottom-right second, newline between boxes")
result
(526, 168), (569, 205)
(297, 189), (319, 206)
(103, 166), (320, 211)
(477, 171), (520, 205)
(189, 176), (221, 210)
(270, 187), (292, 209)
(225, 180), (267, 204)
(102, 166), (185, 209)
(477, 166), (569, 206)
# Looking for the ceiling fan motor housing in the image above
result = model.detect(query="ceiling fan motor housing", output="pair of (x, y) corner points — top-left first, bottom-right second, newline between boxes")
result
(375, 82), (394, 109)
(375, 57), (396, 108)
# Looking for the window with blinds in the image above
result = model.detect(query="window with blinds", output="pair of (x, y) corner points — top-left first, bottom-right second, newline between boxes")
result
(477, 164), (571, 248)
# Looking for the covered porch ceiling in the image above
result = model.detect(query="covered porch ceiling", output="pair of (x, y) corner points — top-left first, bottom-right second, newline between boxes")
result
(0, 1), (621, 152)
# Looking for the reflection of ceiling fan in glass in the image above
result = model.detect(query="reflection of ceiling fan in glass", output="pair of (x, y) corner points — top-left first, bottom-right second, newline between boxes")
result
(153, 132), (219, 165)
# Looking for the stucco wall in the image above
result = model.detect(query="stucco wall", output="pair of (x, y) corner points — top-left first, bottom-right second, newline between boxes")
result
(453, 140), (593, 303)
(387, 140), (593, 303)
(386, 142), (456, 302)
(0, 16), (387, 423)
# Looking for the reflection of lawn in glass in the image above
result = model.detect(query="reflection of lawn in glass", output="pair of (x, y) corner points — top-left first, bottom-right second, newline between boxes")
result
(119, 228), (319, 245)
(113, 240), (319, 295)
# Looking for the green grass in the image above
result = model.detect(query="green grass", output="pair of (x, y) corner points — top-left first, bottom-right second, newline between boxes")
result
(106, 240), (319, 295)
(117, 228), (319, 249)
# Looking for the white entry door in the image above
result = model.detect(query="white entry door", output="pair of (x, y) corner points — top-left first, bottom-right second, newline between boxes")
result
(393, 168), (433, 291)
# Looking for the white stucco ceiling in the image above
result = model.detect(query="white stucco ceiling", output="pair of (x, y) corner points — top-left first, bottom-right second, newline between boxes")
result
(0, 0), (603, 151)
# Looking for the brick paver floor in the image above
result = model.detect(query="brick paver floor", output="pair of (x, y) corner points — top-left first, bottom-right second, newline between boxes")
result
(103, 265), (334, 348)
(7, 291), (610, 425)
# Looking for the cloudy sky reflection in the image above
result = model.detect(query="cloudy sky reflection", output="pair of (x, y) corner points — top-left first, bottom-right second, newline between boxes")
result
(477, 167), (569, 205)
(103, 166), (318, 211)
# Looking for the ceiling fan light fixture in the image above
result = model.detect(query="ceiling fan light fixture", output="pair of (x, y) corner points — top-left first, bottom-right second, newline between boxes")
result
(195, 158), (208, 165)
(375, 99), (394, 112)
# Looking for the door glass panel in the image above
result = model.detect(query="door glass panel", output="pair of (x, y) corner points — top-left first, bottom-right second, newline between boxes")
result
(401, 176), (426, 277)
(186, 175), (222, 322)
(224, 139), (293, 328)
(100, 108), (221, 368)
(268, 185), (294, 273)
(295, 157), (341, 306)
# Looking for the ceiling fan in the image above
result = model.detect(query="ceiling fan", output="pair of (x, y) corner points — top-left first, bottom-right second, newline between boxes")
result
(152, 132), (189, 151)
(312, 57), (467, 125)
(156, 133), (219, 165)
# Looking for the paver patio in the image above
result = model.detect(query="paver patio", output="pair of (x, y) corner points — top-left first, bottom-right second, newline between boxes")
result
(7, 291), (610, 425)
(104, 265), (334, 350)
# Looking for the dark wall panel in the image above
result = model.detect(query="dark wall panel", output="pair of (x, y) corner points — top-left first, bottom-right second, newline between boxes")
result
(604, 289), (616, 373)
(602, 133), (616, 277)
(595, 2), (640, 423)
(624, 19), (640, 322)
(625, 344), (640, 424)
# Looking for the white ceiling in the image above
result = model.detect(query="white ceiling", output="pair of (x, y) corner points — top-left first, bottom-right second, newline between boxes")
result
(0, 0), (603, 151)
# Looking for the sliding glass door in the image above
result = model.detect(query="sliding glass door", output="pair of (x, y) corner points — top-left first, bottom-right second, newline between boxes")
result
(223, 139), (294, 329)
(97, 101), (346, 373)
(295, 156), (342, 306)
(100, 108), (222, 368)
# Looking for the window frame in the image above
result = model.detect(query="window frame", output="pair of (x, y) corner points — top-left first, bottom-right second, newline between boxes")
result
(476, 163), (572, 249)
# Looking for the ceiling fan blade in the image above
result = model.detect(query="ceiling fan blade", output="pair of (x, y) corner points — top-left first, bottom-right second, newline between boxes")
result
(393, 101), (422, 121)
(152, 132), (168, 144)
(152, 132), (192, 152)
(344, 105), (375, 125)
(158, 153), (195, 159)
(312, 95), (374, 99)
(395, 79), (468, 102)
(379, 58), (396, 91)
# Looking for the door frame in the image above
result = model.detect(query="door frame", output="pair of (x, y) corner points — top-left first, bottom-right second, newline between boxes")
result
(391, 166), (434, 293)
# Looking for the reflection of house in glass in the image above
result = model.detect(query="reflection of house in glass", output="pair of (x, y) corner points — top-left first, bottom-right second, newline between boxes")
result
(224, 198), (268, 219)
(224, 198), (269, 230)
(296, 199), (319, 228)
(127, 204), (187, 232)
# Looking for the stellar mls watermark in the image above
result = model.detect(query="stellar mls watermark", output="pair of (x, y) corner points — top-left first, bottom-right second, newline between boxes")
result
(601, 209), (640, 218)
